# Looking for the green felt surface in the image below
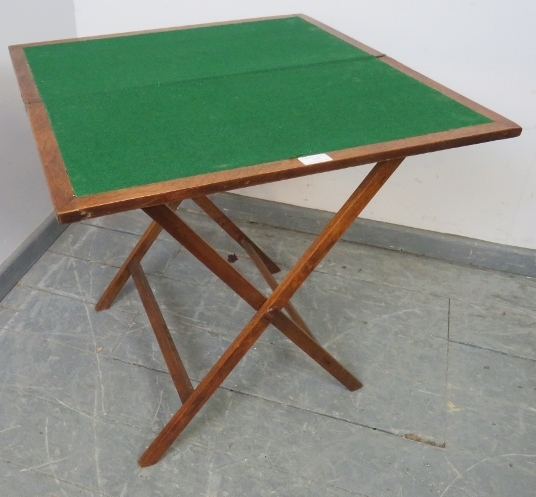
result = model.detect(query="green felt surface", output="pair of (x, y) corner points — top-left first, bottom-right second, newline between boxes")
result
(24, 16), (491, 197)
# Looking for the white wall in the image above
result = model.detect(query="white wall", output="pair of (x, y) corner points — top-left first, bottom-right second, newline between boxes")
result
(0, 0), (77, 267)
(73, 0), (536, 249)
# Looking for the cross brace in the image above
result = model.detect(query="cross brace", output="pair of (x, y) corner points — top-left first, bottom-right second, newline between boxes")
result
(95, 158), (404, 466)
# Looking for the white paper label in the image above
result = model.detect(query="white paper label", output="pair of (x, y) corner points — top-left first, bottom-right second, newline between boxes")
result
(298, 153), (333, 165)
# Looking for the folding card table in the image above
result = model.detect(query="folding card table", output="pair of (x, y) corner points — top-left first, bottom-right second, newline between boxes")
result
(10, 15), (521, 467)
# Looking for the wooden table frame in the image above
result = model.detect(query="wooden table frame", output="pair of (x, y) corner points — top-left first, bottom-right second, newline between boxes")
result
(9, 14), (520, 224)
(9, 14), (521, 467)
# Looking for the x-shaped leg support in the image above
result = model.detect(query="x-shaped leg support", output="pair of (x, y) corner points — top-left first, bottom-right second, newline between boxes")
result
(96, 158), (403, 466)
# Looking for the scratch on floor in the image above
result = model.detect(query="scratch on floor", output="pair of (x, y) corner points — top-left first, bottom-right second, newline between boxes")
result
(44, 417), (68, 497)
(403, 433), (445, 448)
(439, 453), (536, 497)
(80, 299), (104, 492)
(20, 457), (70, 472)
(83, 301), (106, 416)
(0, 425), (20, 434)
(205, 471), (223, 497)
(444, 456), (462, 479)
(151, 389), (165, 425)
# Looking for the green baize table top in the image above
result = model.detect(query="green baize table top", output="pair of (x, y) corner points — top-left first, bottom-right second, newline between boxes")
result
(24, 16), (491, 197)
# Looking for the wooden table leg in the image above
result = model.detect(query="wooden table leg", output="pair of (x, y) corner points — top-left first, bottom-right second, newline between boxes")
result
(142, 204), (360, 391)
(192, 196), (314, 338)
(128, 260), (194, 403)
(139, 158), (403, 466)
(193, 195), (281, 274)
(95, 202), (181, 311)
(139, 302), (273, 467)
(241, 238), (317, 342)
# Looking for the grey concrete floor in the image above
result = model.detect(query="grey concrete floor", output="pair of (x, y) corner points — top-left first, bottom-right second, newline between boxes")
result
(1, 205), (536, 496)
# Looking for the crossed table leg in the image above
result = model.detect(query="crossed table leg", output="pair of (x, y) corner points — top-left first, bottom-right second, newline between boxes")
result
(95, 157), (404, 466)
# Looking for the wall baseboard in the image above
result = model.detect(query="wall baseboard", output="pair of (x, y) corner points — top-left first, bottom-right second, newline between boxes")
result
(0, 213), (67, 301)
(181, 193), (536, 279)
(1, 193), (534, 304)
